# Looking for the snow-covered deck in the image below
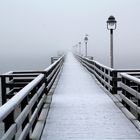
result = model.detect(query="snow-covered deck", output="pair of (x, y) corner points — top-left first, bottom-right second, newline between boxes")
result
(41, 53), (140, 140)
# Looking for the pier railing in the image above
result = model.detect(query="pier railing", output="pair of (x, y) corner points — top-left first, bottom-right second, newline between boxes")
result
(76, 54), (140, 123)
(120, 73), (140, 121)
(76, 55), (118, 94)
(76, 55), (140, 94)
(0, 55), (64, 140)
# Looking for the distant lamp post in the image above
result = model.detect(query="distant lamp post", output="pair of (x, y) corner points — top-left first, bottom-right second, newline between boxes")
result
(107, 15), (117, 68)
(79, 42), (81, 55)
(84, 35), (88, 57)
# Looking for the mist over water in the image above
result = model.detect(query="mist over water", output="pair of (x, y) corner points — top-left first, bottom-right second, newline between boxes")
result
(0, 55), (50, 74)
(0, 47), (140, 74)
(0, 1), (140, 138)
(0, 49), (60, 74)
(0, 0), (140, 72)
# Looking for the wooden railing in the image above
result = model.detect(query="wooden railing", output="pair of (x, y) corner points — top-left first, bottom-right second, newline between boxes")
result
(76, 55), (140, 95)
(76, 54), (140, 123)
(76, 55), (118, 94)
(0, 55), (64, 140)
(120, 73), (140, 121)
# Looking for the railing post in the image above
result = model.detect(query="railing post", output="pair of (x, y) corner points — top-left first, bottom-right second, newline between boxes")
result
(44, 72), (48, 95)
(102, 67), (105, 87)
(137, 85), (140, 121)
(121, 77), (126, 106)
(125, 79), (131, 111)
(110, 71), (113, 93)
(81, 57), (84, 66)
(121, 77), (130, 111)
(1, 76), (7, 104)
(31, 88), (38, 131)
(9, 76), (14, 99)
(111, 70), (117, 94)
(105, 69), (109, 90)
(21, 96), (29, 139)
(51, 57), (53, 64)
(3, 111), (15, 136)
(80, 56), (82, 64)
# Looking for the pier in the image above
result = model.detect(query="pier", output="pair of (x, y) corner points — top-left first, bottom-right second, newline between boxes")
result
(1, 52), (140, 140)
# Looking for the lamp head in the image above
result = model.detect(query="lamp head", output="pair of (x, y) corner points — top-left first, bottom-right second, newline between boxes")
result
(107, 15), (117, 30)
(84, 35), (88, 43)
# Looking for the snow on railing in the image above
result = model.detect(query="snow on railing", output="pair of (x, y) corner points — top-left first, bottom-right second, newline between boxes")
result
(0, 55), (64, 140)
(76, 54), (117, 94)
(76, 54), (140, 95)
(120, 72), (140, 122)
(0, 74), (44, 121)
(84, 56), (114, 71)
(76, 53), (140, 123)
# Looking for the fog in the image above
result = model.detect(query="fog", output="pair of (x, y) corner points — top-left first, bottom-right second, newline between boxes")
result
(0, 0), (140, 73)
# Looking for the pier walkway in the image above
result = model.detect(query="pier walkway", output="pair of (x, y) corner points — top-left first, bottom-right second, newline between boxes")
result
(41, 53), (140, 140)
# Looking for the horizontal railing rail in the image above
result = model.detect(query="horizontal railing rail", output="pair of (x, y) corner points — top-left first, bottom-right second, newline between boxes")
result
(120, 73), (140, 121)
(0, 55), (64, 140)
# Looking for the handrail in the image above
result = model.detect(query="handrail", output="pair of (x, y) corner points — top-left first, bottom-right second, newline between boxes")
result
(120, 72), (140, 121)
(76, 54), (140, 95)
(76, 54), (140, 123)
(84, 56), (114, 71)
(76, 54), (117, 94)
(0, 74), (44, 121)
(121, 73), (140, 85)
(0, 55), (64, 140)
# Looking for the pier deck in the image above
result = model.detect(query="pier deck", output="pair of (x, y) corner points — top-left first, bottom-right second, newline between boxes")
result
(41, 53), (140, 140)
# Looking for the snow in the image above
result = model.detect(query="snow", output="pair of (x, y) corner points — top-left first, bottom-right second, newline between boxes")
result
(120, 73), (140, 85)
(41, 52), (140, 140)
(84, 56), (114, 71)
(0, 74), (44, 121)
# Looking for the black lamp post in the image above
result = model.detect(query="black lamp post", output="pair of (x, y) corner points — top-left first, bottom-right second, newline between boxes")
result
(107, 15), (117, 68)
(84, 35), (88, 57)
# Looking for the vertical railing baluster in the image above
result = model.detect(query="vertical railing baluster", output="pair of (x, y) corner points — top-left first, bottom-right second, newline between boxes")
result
(112, 70), (117, 94)
(1, 76), (7, 105)
(121, 77), (126, 106)
(125, 79), (131, 111)
(110, 71), (113, 93)
(137, 85), (140, 121)
(44, 72), (48, 95)
(105, 69), (109, 90)
(31, 87), (38, 132)
(102, 67), (104, 87)
(9, 76), (13, 99)
(3, 111), (15, 135)
(21, 96), (29, 139)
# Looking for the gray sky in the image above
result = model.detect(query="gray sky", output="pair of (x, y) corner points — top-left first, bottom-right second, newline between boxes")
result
(0, 0), (140, 71)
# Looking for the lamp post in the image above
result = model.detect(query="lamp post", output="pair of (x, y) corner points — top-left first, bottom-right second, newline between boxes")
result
(107, 15), (117, 68)
(84, 35), (88, 57)
(79, 42), (81, 55)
